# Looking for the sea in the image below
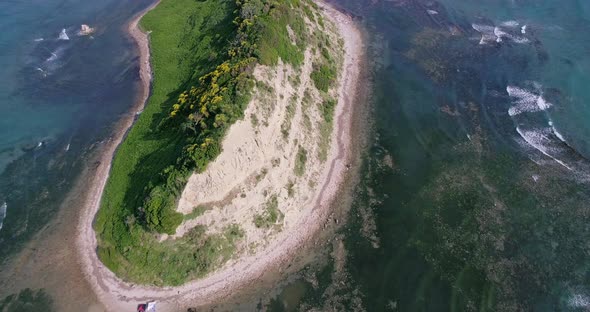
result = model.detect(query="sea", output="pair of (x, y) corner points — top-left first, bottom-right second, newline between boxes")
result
(0, 0), (152, 309)
(0, 0), (153, 254)
(263, 0), (590, 311)
(2, 0), (590, 311)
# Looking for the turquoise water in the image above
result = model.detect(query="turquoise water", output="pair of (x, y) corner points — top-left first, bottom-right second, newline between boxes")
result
(0, 0), (152, 260)
(261, 0), (590, 311)
(2, 0), (590, 310)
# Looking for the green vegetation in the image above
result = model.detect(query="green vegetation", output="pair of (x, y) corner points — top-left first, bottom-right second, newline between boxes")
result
(253, 195), (282, 228)
(318, 97), (337, 161)
(255, 168), (268, 183)
(294, 146), (308, 176)
(184, 205), (209, 221)
(286, 180), (295, 197)
(311, 63), (337, 92)
(94, 0), (322, 286)
(280, 95), (298, 139)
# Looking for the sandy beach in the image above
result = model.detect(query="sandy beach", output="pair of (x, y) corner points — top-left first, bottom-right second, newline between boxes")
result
(76, 1), (365, 311)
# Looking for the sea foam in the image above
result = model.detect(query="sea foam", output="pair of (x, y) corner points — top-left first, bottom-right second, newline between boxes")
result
(501, 20), (519, 27)
(0, 202), (6, 231)
(516, 127), (572, 170)
(472, 23), (529, 45)
(472, 23), (496, 44)
(58, 28), (70, 40)
(568, 293), (590, 309)
(507, 85), (552, 116)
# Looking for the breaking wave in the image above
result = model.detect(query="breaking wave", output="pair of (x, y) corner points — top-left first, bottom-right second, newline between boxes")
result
(516, 127), (572, 171)
(507, 85), (552, 116)
(500, 20), (519, 27)
(568, 292), (590, 309)
(0, 202), (6, 231)
(472, 22), (530, 45)
(58, 28), (70, 40)
(46, 52), (59, 62)
(548, 120), (567, 142)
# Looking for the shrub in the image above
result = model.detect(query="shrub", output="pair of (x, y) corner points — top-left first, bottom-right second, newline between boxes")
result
(311, 63), (336, 92)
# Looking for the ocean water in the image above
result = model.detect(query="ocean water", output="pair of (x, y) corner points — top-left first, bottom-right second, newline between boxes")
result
(0, 0), (152, 262)
(259, 0), (590, 311)
(2, 0), (590, 310)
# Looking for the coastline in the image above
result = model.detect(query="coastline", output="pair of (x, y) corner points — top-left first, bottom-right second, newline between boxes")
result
(77, 1), (366, 311)
(75, 1), (160, 310)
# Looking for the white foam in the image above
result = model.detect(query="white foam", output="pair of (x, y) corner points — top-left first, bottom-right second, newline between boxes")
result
(46, 52), (58, 62)
(552, 127), (566, 142)
(494, 27), (506, 42)
(521, 25), (527, 34)
(568, 293), (590, 308)
(427, 10), (439, 15)
(473, 23), (529, 45)
(472, 23), (494, 33)
(472, 23), (497, 45)
(509, 36), (530, 44)
(501, 20), (519, 27)
(516, 127), (572, 170)
(58, 28), (70, 40)
(0, 202), (6, 231)
(507, 85), (552, 116)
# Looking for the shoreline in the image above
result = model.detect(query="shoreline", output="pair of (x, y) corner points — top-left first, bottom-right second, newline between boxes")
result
(77, 1), (366, 311)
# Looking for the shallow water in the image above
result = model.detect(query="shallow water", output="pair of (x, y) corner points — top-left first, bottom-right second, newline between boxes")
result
(257, 0), (590, 311)
(2, 0), (590, 311)
(0, 0), (152, 305)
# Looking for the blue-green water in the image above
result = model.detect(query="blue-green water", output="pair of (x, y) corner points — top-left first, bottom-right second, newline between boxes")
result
(0, 0), (152, 275)
(2, 0), (590, 311)
(260, 0), (590, 311)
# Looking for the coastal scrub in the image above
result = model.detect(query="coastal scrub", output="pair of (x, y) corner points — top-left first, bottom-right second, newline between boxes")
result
(94, 0), (333, 285)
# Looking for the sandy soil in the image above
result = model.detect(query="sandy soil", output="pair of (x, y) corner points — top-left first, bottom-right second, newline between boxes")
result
(76, 1), (365, 311)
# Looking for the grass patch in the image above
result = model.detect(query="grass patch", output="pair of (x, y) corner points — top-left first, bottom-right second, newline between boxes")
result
(318, 97), (337, 161)
(294, 146), (308, 176)
(286, 180), (295, 197)
(253, 195), (282, 228)
(280, 95), (298, 139)
(184, 205), (209, 221)
(311, 63), (336, 93)
(250, 113), (259, 127)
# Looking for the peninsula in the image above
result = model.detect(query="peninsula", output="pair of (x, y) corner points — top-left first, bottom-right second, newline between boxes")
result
(77, 0), (364, 309)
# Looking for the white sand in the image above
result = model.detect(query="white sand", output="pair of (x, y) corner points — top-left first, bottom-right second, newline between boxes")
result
(76, 1), (364, 311)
